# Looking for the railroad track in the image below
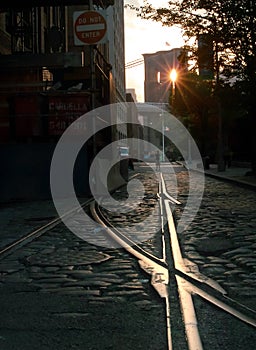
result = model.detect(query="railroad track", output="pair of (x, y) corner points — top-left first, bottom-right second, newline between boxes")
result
(91, 171), (256, 350)
(0, 167), (256, 349)
(0, 198), (94, 259)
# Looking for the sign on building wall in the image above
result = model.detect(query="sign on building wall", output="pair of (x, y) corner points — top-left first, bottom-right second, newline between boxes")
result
(73, 10), (107, 46)
(48, 94), (90, 136)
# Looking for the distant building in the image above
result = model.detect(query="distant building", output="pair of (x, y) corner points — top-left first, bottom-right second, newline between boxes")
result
(126, 88), (138, 103)
(106, 1), (127, 148)
(107, 3), (126, 105)
(136, 102), (169, 158)
(143, 48), (181, 103)
(126, 90), (143, 162)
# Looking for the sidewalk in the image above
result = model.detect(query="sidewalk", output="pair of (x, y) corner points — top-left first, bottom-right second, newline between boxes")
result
(203, 164), (256, 190)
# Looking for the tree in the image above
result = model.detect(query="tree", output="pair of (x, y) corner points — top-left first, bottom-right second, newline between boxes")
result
(170, 68), (244, 162)
(170, 71), (215, 157)
(131, 0), (256, 173)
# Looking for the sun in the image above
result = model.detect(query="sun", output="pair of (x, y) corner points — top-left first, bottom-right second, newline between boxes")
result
(170, 69), (178, 83)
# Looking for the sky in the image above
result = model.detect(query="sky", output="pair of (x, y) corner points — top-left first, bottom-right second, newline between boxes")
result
(124, 0), (185, 102)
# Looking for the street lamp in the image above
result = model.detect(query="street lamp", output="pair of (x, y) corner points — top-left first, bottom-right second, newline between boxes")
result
(170, 68), (177, 108)
(170, 68), (177, 86)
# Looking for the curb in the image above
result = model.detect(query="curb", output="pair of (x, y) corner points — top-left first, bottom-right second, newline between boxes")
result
(203, 170), (256, 191)
(178, 161), (256, 191)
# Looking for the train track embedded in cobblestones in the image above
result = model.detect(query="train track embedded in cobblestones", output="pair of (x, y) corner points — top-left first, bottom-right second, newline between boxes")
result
(91, 170), (256, 350)
(0, 198), (94, 259)
(1, 165), (256, 350)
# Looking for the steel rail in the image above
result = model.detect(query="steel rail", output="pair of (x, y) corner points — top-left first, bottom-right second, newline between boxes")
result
(184, 277), (256, 329)
(161, 173), (256, 336)
(90, 201), (168, 278)
(0, 176), (137, 260)
(160, 173), (181, 205)
(172, 264), (256, 323)
(158, 174), (172, 349)
(91, 173), (256, 349)
(158, 175), (167, 263)
(161, 184), (203, 350)
(223, 295), (256, 315)
(164, 196), (256, 329)
(0, 198), (93, 259)
(161, 172), (236, 292)
(91, 200), (173, 349)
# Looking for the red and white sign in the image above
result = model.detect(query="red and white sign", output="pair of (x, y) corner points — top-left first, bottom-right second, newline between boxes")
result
(73, 10), (107, 46)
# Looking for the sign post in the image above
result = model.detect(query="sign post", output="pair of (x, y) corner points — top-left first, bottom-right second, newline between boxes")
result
(73, 8), (107, 159)
(73, 10), (107, 46)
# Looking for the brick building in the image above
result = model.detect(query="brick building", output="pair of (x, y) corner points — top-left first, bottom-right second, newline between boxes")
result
(0, 1), (127, 201)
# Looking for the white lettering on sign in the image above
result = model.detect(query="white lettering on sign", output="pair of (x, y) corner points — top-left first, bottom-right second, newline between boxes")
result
(76, 23), (105, 32)
(49, 102), (88, 112)
(78, 18), (87, 24)
(81, 31), (100, 39)
(89, 16), (102, 23)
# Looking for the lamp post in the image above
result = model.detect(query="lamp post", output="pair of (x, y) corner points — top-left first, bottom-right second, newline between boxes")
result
(158, 69), (177, 162)
(158, 69), (178, 163)
(160, 104), (165, 162)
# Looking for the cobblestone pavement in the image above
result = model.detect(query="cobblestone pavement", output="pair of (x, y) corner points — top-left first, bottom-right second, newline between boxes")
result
(169, 170), (256, 301)
(0, 173), (167, 350)
(164, 165), (256, 349)
(0, 199), (57, 250)
(0, 164), (256, 349)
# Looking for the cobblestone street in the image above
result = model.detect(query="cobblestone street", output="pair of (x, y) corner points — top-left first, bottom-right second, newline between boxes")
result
(171, 171), (256, 301)
(0, 164), (256, 349)
(1, 2), (256, 349)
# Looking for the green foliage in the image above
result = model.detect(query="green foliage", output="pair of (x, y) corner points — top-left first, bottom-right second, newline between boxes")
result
(134, 1), (256, 165)
(169, 70), (246, 156)
(136, 1), (256, 82)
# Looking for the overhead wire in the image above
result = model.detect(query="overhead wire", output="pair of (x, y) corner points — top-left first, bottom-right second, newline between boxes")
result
(125, 58), (144, 69)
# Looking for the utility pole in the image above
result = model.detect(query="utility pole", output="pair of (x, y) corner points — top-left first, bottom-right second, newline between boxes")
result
(89, 0), (96, 111)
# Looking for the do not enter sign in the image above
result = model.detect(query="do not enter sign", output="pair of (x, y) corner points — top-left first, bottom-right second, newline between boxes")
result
(73, 10), (107, 45)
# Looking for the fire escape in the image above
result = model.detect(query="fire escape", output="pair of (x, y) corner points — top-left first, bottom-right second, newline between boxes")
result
(0, 1), (113, 141)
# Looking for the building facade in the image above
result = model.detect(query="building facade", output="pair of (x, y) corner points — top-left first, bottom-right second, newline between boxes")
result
(143, 48), (181, 103)
(0, 1), (126, 201)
